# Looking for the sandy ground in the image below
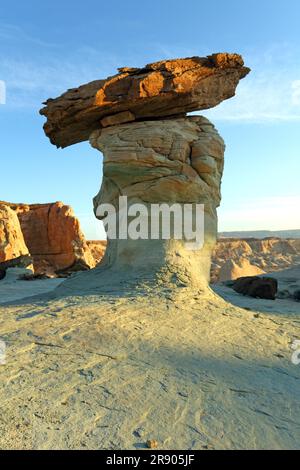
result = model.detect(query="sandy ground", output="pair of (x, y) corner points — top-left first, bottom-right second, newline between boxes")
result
(0, 269), (300, 450)
(0, 269), (65, 304)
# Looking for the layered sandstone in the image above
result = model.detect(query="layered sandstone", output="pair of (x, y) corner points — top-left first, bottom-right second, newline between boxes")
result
(40, 52), (249, 293)
(86, 240), (107, 265)
(40, 53), (249, 148)
(0, 204), (29, 263)
(88, 116), (225, 288)
(212, 237), (300, 282)
(1, 201), (95, 276)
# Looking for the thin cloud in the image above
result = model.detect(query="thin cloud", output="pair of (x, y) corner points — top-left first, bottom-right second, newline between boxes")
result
(0, 22), (60, 48)
(2, 31), (300, 123)
(204, 45), (300, 123)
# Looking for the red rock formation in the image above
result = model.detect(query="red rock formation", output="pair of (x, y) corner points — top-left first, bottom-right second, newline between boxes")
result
(0, 203), (29, 263)
(40, 53), (250, 148)
(40, 52), (250, 293)
(1, 201), (96, 275)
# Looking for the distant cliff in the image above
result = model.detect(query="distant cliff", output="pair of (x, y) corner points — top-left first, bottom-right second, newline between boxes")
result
(219, 230), (300, 239)
(212, 237), (300, 282)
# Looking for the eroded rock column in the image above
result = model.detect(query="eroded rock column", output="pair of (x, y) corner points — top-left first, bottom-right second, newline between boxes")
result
(90, 116), (224, 288)
(40, 53), (249, 293)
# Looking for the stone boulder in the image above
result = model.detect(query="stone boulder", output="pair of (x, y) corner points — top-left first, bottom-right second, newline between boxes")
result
(2, 201), (96, 275)
(233, 276), (278, 300)
(40, 53), (250, 148)
(0, 204), (29, 263)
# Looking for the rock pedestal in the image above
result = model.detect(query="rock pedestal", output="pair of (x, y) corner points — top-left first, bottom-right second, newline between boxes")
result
(90, 116), (224, 288)
(40, 53), (249, 294)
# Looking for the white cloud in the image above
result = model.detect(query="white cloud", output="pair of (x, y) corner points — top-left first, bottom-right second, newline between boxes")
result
(201, 44), (300, 123)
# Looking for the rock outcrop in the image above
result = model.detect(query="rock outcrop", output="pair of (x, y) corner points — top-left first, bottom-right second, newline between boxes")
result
(212, 237), (300, 282)
(1, 201), (96, 276)
(40, 53), (250, 148)
(218, 258), (265, 282)
(40, 52), (249, 293)
(0, 204), (29, 263)
(84, 237), (300, 285)
(86, 240), (107, 265)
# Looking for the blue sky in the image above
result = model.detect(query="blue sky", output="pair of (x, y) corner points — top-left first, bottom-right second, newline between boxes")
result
(0, 0), (299, 239)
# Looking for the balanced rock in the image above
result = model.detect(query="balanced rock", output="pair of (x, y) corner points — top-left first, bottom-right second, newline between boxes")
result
(40, 53), (250, 148)
(40, 53), (249, 293)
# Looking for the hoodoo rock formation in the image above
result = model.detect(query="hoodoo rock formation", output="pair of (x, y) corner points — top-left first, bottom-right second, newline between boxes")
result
(41, 53), (249, 292)
(90, 116), (224, 287)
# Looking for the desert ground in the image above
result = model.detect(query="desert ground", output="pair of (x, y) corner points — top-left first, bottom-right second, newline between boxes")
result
(0, 266), (300, 450)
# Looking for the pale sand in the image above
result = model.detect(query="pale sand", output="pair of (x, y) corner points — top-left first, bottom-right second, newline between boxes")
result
(0, 272), (300, 449)
(0, 269), (65, 304)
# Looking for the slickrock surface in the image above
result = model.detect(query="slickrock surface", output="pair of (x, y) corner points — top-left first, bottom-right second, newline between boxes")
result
(0, 204), (29, 263)
(0, 286), (300, 450)
(40, 53), (249, 148)
(1, 202), (96, 276)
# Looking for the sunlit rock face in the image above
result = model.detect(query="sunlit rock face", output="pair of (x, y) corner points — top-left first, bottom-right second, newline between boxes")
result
(40, 53), (249, 148)
(0, 201), (96, 276)
(89, 116), (225, 288)
(0, 204), (29, 263)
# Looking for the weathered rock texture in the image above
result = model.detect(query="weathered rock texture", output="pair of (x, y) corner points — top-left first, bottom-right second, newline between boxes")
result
(86, 240), (107, 265)
(87, 116), (224, 288)
(1, 201), (95, 276)
(0, 204), (29, 263)
(40, 53), (249, 293)
(40, 53), (249, 148)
